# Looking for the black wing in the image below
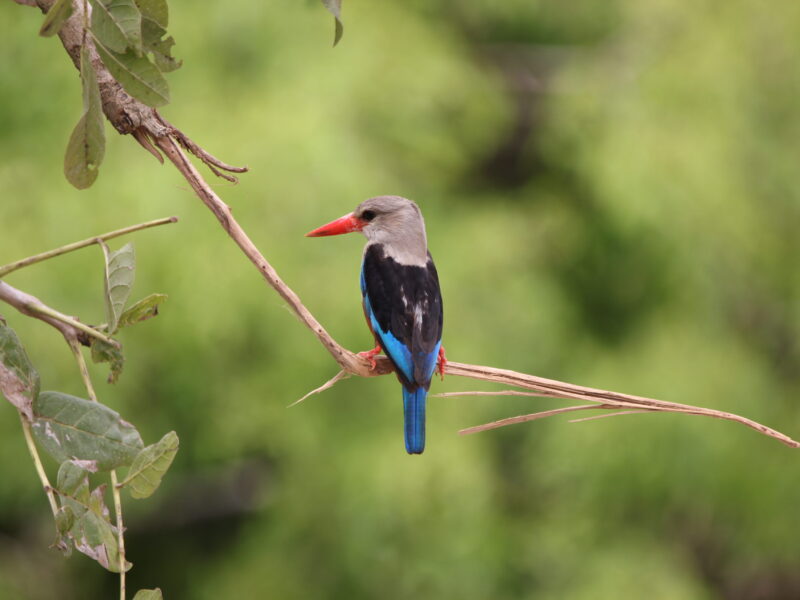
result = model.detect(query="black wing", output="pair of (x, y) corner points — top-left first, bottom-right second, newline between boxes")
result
(361, 244), (443, 388)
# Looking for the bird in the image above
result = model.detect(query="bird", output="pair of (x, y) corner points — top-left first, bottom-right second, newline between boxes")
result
(306, 195), (445, 454)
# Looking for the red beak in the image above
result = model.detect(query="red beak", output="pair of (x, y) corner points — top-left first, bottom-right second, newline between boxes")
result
(305, 213), (366, 237)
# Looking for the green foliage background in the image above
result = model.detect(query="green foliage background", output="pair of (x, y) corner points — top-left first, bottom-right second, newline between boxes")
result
(2, 0), (799, 597)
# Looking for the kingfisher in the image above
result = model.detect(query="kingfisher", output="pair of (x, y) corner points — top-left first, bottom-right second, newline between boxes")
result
(306, 196), (445, 454)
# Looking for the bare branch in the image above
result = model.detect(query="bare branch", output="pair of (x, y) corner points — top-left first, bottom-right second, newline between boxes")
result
(568, 410), (652, 423)
(11, 0), (38, 6)
(291, 370), (350, 407)
(446, 369), (800, 448)
(459, 404), (612, 435)
(432, 389), (570, 400)
(161, 113), (249, 182)
(132, 128), (165, 164)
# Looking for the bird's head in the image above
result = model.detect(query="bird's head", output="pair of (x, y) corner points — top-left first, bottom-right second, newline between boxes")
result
(306, 196), (428, 261)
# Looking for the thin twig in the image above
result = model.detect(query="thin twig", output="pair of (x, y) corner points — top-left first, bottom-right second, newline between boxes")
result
(444, 362), (800, 448)
(20, 416), (59, 517)
(432, 389), (570, 400)
(131, 128), (164, 164)
(27, 303), (115, 345)
(459, 404), (610, 435)
(110, 470), (126, 599)
(569, 409), (653, 423)
(160, 113), (249, 179)
(67, 336), (97, 401)
(0, 282), (81, 339)
(291, 370), (350, 407)
(0, 216), (177, 278)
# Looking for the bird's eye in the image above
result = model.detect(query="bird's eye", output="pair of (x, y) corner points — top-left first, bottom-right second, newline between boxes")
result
(361, 210), (376, 221)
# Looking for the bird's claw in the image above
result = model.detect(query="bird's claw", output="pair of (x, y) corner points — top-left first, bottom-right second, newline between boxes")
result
(436, 345), (447, 380)
(358, 345), (382, 371)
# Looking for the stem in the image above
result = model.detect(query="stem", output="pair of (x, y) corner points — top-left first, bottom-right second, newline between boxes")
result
(28, 303), (116, 345)
(67, 336), (97, 401)
(20, 416), (59, 517)
(110, 470), (126, 600)
(67, 337), (126, 598)
(0, 216), (177, 278)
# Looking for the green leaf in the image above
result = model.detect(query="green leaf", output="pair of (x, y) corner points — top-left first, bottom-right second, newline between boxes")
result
(147, 32), (181, 73)
(53, 461), (129, 571)
(55, 505), (76, 536)
(90, 338), (125, 384)
(53, 505), (75, 556)
(135, 0), (168, 29)
(100, 241), (136, 333)
(118, 293), (167, 329)
(95, 39), (170, 107)
(119, 431), (178, 499)
(0, 321), (40, 420)
(57, 460), (92, 500)
(88, 484), (110, 517)
(31, 391), (144, 470)
(320, 0), (344, 46)
(73, 496), (131, 572)
(137, 3), (181, 74)
(133, 590), (163, 600)
(39, 0), (74, 37)
(89, 0), (143, 54)
(64, 45), (106, 189)
(64, 113), (102, 189)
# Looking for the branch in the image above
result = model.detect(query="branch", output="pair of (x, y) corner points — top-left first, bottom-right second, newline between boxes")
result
(0, 216), (177, 278)
(20, 416), (59, 517)
(20, 0), (800, 451)
(443, 362), (800, 448)
(152, 134), (383, 378)
(0, 284), (115, 345)
(0, 282), (82, 341)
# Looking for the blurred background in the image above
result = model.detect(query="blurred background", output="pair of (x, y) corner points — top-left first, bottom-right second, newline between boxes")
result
(1, 0), (800, 598)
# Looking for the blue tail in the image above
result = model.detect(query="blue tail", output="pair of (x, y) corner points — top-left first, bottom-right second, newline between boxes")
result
(403, 387), (426, 454)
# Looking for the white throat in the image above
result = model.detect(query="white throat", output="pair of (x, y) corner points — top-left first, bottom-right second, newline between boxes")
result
(364, 240), (428, 267)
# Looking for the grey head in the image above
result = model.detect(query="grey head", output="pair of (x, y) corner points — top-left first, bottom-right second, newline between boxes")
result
(354, 196), (429, 266)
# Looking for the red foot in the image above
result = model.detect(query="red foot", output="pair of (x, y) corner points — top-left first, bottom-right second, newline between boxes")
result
(436, 345), (447, 380)
(358, 345), (382, 371)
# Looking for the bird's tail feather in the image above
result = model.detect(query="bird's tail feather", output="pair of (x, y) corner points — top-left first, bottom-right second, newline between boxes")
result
(402, 387), (426, 454)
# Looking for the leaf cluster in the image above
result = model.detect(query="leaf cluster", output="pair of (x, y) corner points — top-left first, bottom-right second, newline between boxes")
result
(0, 235), (175, 597)
(90, 241), (167, 383)
(39, 0), (181, 189)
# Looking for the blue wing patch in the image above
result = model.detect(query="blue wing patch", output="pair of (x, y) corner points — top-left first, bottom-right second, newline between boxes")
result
(418, 340), (441, 383)
(363, 291), (415, 381)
